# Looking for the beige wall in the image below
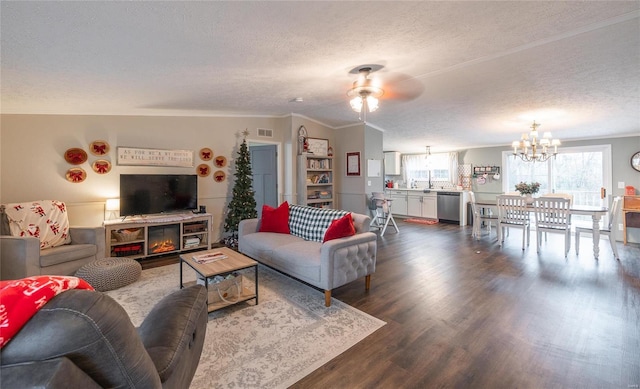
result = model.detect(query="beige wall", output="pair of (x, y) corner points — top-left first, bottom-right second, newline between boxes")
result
(0, 114), (338, 241)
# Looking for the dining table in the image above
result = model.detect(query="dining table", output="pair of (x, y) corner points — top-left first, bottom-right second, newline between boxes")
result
(475, 199), (609, 259)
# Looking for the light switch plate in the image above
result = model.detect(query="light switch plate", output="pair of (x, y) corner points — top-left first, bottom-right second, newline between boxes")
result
(618, 181), (625, 189)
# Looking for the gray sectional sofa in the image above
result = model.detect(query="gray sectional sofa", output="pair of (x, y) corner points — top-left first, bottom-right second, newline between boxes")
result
(238, 204), (377, 306)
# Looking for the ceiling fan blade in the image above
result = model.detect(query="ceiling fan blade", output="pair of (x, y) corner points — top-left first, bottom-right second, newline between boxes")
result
(382, 73), (425, 102)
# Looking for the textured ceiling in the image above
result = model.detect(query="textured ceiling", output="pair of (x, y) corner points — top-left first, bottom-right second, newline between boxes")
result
(1, 1), (639, 153)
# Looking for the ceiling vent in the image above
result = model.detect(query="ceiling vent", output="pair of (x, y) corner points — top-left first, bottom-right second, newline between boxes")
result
(257, 128), (273, 138)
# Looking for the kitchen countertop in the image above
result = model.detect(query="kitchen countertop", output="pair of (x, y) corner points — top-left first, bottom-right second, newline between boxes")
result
(385, 188), (466, 193)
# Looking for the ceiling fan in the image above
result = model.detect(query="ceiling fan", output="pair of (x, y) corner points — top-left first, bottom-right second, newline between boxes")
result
(347, 67), (384, 114)
(346, 64), (424, 119)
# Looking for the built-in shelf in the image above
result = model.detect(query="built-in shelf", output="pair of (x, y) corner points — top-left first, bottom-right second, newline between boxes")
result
(298, 154), (334, 209)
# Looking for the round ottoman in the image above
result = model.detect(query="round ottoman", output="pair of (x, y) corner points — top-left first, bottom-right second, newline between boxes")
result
(75, 257), (142, 292)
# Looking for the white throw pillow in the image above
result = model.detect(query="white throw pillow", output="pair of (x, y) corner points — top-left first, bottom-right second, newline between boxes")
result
(3, 200), (71, 249)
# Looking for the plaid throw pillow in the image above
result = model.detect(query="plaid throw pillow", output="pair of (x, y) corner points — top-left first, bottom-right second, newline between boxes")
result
(289, 205), (347, 242)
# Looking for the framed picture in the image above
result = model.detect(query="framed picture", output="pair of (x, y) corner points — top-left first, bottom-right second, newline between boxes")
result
(346, 152), (361, 176)
(307, 137), (329, 156)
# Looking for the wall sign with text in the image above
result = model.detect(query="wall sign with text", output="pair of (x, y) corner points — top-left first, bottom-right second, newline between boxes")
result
(117, 147), (194, 167)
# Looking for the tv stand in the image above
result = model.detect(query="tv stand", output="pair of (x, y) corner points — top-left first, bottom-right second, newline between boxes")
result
(104, 213), (212, 261)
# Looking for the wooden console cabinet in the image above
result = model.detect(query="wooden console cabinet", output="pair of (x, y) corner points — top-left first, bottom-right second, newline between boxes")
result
(622, 196), (640, 245)
(104, 213), (212, 261)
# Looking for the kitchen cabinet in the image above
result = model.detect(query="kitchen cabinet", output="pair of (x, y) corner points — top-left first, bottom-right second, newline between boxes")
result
(384, 152), (401, 175)
(422, 195), (437, 219)
(407, 192), (437, 218)
(407, 194), (422, 217)
(386, 190), (408, 215)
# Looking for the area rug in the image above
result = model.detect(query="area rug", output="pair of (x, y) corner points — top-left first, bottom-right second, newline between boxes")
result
(106, 262), (385, 389)
(404, 217), (439, 225)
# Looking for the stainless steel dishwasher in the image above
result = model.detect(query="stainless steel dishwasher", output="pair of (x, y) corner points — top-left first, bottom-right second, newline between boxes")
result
(437, 191), (461, 223)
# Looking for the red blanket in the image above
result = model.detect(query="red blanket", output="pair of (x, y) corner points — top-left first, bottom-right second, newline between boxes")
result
(0, 276), (94, 348)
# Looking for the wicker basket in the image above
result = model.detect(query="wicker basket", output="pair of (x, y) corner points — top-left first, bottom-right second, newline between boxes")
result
(111, 228), (142, 242)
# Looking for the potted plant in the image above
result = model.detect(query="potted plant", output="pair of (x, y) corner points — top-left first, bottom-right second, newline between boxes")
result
(515, 181), (541, 203)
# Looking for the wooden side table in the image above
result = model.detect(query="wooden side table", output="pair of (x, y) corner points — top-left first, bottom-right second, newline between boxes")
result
(622, 196), (640, 245)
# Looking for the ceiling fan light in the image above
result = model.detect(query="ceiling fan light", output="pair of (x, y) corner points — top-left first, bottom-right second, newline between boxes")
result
(347, 66), (384, 116)
(350, 96), (363, 112)
(366, 96), (379, 112)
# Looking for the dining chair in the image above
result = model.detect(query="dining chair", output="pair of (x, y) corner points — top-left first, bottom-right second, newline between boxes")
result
(533, 197), (572, 257)
(469, 191), (498, 239)
(575, 196), (621, 259)
(542, 193), (574, 205)
(368, 192), (399, 236)
(541, 193), (573, 240)
(497, 195), (530, 250)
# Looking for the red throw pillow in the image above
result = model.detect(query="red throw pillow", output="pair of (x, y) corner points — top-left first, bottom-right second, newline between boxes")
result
(259, 201), (290, 234)
(323, 213), (356, 242)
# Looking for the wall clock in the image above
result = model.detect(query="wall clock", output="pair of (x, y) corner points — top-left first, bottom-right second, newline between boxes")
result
(632, 151), (640, 172)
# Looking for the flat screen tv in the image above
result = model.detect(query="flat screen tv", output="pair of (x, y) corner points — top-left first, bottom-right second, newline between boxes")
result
(120, 174), (198, 217)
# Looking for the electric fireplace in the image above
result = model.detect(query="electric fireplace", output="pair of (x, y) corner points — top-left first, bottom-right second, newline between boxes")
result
(148, 224), (180, 254)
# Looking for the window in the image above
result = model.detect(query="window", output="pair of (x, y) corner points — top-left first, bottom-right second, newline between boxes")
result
(502, 144), (612, 223)
(403, 152), (458, 187)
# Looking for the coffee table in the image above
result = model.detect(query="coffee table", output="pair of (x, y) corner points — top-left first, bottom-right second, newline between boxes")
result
(180, 247), (258, 312)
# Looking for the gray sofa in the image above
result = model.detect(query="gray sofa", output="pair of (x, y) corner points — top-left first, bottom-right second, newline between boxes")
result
(0, 205), (105, 280)
(238, 205), (377, 306)
(0, 284), (208, 388)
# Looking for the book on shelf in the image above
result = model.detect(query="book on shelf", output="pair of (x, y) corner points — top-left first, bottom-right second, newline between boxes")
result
(193, 251), (227, 264)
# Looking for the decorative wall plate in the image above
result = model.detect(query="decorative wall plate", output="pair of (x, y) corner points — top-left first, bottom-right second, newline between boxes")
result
(199, 148), (213, 161)
(89, 140), (110, 156)
(92, 159), (111, 174)
(213, 170), (226, 182)
(66, 167), (87, 183)
(64, 148), (88, 165)
(214, 155), (227, 167)
(197, 164), (211, 177)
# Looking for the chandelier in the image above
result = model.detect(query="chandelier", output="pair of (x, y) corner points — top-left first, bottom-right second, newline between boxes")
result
(347, 67), (384, 120)
(511, 121), (561, 162)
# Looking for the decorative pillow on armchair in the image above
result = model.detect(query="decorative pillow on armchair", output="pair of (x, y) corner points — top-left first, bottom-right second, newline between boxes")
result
(3, 200), (71, 249)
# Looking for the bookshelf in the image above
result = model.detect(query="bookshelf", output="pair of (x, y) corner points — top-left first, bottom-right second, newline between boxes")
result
(297, 154), (334, 208)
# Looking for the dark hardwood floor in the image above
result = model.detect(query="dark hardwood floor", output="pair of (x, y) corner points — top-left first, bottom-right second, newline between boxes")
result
(292, 220), (640, 388)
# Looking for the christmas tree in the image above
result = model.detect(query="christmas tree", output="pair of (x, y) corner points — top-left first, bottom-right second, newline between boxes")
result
(223, 132), (257, 247)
